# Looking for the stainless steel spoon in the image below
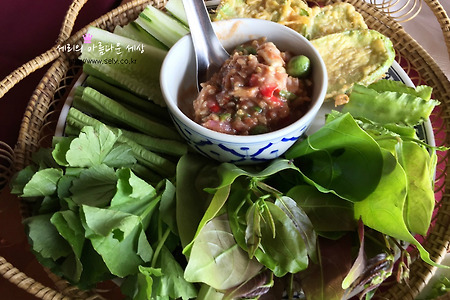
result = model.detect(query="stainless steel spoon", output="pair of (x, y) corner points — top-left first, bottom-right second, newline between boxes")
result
(181, 0), (230, 91)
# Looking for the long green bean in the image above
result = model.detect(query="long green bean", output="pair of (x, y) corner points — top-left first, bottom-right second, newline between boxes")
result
(85, 75), (171, 122)
(73, 86), (181, 141)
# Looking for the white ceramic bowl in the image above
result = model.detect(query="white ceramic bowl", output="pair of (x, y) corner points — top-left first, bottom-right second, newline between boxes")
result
(160, 18), (327, 164)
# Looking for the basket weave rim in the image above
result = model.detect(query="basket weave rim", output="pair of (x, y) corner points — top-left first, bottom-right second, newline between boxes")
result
(2, 0), (450, 299)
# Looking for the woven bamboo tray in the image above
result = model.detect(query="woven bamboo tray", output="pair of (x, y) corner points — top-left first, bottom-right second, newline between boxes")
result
(0, 0), (449, 299)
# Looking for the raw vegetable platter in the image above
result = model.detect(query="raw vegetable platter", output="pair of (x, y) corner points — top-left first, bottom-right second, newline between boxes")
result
(7, 0), (450, 300)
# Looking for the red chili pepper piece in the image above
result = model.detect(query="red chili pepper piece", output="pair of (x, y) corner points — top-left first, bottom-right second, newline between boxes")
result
(208, 101), (221, 113)
(260, 84), (278, 97)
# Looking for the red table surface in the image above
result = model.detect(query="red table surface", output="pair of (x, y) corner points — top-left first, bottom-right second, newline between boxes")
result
(0, 1), (127, 299)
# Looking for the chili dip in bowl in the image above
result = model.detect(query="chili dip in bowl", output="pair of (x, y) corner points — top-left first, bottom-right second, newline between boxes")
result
(160, 18), (327, 164)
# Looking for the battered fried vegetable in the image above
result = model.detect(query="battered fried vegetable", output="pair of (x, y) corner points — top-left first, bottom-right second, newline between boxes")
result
(213, 0), (312, 34)
(305, 2), (368, 39)
(311, 30), (395, 100)
(213, 1), (367, 39)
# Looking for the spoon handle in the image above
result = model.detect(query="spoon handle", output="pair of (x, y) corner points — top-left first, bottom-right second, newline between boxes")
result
(181, 0), (229, 86)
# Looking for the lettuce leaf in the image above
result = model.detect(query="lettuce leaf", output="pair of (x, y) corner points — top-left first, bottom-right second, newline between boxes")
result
(368, 79), (433, 100)
(342, 81), (440, 126)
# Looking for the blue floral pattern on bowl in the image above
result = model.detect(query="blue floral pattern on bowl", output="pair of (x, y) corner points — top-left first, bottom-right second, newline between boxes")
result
(171, 114), (309, 164)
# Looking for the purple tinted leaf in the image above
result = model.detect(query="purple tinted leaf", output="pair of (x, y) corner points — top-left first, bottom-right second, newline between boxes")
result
(346, 253), (394, 299)
(223, 270), (273, 300)
(342, 219), (366, 290)
(297, 235), (353, 300)
(259, 277), (287, 300)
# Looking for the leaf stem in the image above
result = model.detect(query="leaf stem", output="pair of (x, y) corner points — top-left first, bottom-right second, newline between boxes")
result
(287, 273), (294, 300)
(151, 227), (171, 268)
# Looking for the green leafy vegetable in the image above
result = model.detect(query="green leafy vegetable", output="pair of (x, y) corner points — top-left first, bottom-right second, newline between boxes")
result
(184, 214), (263, 290)
(275, 196), (317, 263)
(342, 220), (366, 290)
(354, 149), (441, 268)
(422, 275), (450, 299)
(81, 205), (153, 277)
(396, 141), (436, 235)
(70, 164), (117, 207)
(182, 185), (231, 255)
(144, 247), (197, 299)
(181, 157), (316, 279)
(10, 165), (37, 195)
(285, 112), (384, 202)
(222, 270), (273, 300)
(287, 185), (356, 236)
(21, 168), (63, 197)
(342, 81), (440, 126)
(196, 284), (224, 300)
(50, 210), (85, 282)
(297, 235), (353, 300)
(66, 108), (177, 178)
(255, 201), (309, 277)
(176, 154), (221, 248)
(368, 79), (433, 100)
(25, 214), (73, 261)
(13, 125), (190, 294)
